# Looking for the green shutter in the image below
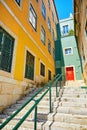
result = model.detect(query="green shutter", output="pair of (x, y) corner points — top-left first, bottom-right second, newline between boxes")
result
(0, 27), (14, 72)
(25, 51), (34, 80)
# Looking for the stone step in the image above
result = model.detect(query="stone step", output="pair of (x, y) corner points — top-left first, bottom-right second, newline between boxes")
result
(62, 93), (87, 98)
(2, 119), (44, 130)
(63, 91), (87, 94)
(43, 121), (87, 130)
(12, 100), (50, 109)
(17, 96), (56, 104)
(3, 104), (50, 116)
(59, 101), (87, 108)
(51, 121), (87, 130)
(48, 113), (87, 125)
(61, 97), (87, 102)
(57, 106), (87, 115)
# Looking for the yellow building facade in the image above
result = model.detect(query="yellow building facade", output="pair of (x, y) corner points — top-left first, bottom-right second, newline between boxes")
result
(0, 0), (58, 111)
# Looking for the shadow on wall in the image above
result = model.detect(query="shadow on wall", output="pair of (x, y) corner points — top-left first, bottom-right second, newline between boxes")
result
(55, 23), (65, 80)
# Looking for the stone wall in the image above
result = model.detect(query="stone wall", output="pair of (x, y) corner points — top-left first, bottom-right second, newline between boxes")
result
(0, 79), (36, 113)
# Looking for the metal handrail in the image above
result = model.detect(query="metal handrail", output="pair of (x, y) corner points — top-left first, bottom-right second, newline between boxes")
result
(0, 74), (65, 130)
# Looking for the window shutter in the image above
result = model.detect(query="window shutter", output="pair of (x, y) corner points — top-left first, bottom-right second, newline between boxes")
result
(25, 51), (34, 80)
(0, 33), (14, 72)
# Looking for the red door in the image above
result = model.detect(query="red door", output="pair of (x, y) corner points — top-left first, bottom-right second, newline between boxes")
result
(66, 67), (74, 80)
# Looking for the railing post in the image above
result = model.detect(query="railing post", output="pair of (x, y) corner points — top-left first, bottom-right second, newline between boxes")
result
(56, 80), (58, 97)
(49, 86), (52, 113)
(34, 106), (37, 130)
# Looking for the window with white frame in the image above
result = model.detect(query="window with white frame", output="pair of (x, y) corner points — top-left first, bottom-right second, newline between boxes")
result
(48, 40), (51, 54)
(63, 25), (69, 35)
(42, 1), (46, 19)
(65, 48), (72, 55)
(41, 26), (46, 44)
(48, 17), (51, 31)
(15, 0), (21, 6)
(29, 4), (37, 30)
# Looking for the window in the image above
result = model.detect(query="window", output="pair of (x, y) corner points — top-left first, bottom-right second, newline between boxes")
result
(65, 48), (72, 55)
(48, 0), (50, 9)
(48, 40), (51, 54)
(41, 26), (46, 44)
(63, 25), (69, 35)
(52, 29), (55, 40)
(0, 27), (14, 72)
(15, 0), (21, 6)
(29, 4), (37, 30)
(42, 1), (46, 19)
(40, 62), (45, 76)
(48, 70), (51, 80)
(52, 12), (54, 22)
(25, 51), (34, 80)
(48, 17), (51, 31)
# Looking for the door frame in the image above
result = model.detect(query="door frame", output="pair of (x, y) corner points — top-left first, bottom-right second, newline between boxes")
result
(65, 65), (75, 81)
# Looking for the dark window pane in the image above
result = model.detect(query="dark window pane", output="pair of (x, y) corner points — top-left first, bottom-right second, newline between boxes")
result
(63, 25), (69, 35)
(15, 0), (21, 6)
(25, 51), (34, 80)
(65, 48), (72, 55)
(40, 63), (45, 76)
(48, 70), (51, 80)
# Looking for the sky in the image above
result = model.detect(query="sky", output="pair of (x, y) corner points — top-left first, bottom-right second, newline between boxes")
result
(54, 0), (73, 20)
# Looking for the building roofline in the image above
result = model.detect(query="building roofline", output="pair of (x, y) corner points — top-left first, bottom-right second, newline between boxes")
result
(59, 17), (73, 23)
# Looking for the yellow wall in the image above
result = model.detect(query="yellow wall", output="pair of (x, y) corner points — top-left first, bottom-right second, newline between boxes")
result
(0, 0), (58, 83)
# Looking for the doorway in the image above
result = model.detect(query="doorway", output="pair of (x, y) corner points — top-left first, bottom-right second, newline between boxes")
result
(66, 67), (74, 80)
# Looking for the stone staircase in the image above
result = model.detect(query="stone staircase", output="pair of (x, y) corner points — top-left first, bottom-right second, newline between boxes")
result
(0, 83), (87, 130)
(0, 86), (62, 130)
(44, 86), (87, 130)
